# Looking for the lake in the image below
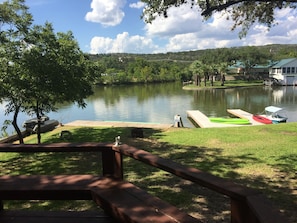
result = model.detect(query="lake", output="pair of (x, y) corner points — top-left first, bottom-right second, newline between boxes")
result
(1, 82), (297, 136)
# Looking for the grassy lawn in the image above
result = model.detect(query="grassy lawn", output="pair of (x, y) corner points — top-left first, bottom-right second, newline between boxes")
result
(183, 80), (263, 90)
(1, 123), (296, 222)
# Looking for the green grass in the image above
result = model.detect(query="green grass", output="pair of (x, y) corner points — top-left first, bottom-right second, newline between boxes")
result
(183, 80), (263, 89)
(1, 123), (296, 222)
(154, 124), (297, 175)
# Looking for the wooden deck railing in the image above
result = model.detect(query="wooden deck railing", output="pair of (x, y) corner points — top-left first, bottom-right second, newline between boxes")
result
(0, 143), (288, 223)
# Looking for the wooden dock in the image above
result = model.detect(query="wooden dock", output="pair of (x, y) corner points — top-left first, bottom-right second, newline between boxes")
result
(187, 109), (264, 128)
(187, 110), (243, 128)
(227, 109), (264, 126)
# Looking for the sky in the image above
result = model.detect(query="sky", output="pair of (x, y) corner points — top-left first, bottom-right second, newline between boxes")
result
(3, 0), (297, 54)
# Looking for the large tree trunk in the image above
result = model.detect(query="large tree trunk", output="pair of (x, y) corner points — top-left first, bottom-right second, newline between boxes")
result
(12, 106), (24, 144)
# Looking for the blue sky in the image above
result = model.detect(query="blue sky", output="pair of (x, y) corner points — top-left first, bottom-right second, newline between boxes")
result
(5, 0), (297, 53)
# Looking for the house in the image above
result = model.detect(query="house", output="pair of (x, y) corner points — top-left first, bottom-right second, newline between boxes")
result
(269, 58), (297, 85)
(227, 60), (272, 77)
(227, 61), (245, 75)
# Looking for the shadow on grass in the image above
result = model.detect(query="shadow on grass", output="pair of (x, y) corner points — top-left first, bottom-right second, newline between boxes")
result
(123, 135), (295, 222)
(0, 127), (295, 222)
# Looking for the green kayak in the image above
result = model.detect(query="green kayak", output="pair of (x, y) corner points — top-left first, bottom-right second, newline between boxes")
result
(209, 117), (250, 125)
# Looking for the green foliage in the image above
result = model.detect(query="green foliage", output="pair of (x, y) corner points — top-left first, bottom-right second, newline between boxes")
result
(0, 0), (94, 143)
(93, 56), (187, 84)
(189, 60), (206, 77)
(0, 120), (12, 138)
(0, 0), (34, 143)
(88, 44), (297, 86)
(22, 22), (94, 110)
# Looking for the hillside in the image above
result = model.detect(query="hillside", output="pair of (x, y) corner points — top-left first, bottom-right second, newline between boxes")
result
(89, 44), (297, 63)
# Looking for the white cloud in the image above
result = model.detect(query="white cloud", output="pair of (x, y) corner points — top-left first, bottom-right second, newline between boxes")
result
(145, 4), (297, 52)
(143, 3), (241, 52)
(85, 0), (126, 26)
(164, 33), (199, 52)
(275, 7), (294, 19)
(90, 32), (157, 54)
(241, 8), (297, 46)
(88, 3), (297, 54)
(163, 33), (234, 53)
(145, 9), (239, 52)
(145, 3), (203, 37)
(89, 37), (113, 54)
(129, 1), (145, 9)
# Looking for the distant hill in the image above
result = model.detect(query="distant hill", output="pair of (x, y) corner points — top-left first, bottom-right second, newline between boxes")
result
(88, 44), (297, 63)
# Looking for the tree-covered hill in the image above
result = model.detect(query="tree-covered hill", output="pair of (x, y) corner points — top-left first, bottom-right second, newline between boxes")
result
(87, 44), (297, 85)
(89, 44), (297, 64)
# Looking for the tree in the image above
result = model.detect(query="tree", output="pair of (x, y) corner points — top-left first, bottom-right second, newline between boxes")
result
(216, 62), (228, 86)
(0, 0), (94, 143)
(0, 0), (33, 144)
(189, 60), (205, 86)
(141, 0), (297, 37)
(22, 23), (94, 143)
(238, 46), (269, 78)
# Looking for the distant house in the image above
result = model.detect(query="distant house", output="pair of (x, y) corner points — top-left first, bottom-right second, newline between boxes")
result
(227, 61), (245, 75)
(227, 60), (273, 77)
(269, 58), (297, 86)
(251, 61), (276, 77)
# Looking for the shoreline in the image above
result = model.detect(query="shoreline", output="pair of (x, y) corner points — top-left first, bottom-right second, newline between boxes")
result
(0, 120), (174, 143)
(65, 120), (173, 129)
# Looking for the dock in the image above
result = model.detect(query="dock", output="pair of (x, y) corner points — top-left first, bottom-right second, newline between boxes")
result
(187, 109), (264, 128)
(227, 109), (264, 126)
(187, 110), (244, 128)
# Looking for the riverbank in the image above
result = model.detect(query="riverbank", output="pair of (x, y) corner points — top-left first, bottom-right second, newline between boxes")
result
(183, 79), (263, 90)
(65, 120), (173, 129)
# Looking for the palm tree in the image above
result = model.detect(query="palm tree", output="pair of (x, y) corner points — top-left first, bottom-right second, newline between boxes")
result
(217, 62), (228, 86)
(189, 60), (205, 86)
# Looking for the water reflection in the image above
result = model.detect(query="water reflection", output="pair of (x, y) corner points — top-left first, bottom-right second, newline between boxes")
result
(1, 83), (297, 135)
(189, 86), (297, 122)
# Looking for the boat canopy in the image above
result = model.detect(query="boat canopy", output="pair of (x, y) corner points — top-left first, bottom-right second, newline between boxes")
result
(265, 106), (283, 113)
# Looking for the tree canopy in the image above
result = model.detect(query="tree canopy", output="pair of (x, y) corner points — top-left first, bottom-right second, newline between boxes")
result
(0, 0), (33, 143)
(0, 0), (94, 143)
(141, 0), (297, 37)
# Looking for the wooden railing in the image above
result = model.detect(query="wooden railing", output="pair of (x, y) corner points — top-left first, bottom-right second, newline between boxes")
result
(0, 143), (288, 223)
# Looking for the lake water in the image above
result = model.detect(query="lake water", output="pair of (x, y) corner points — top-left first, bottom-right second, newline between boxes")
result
(1, 82), (297, 136)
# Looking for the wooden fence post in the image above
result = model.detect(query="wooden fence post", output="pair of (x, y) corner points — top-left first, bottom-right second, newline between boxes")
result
(231, 198), (258, 223)
(102, 148), (123, 180)
(0, 200), (3, 210)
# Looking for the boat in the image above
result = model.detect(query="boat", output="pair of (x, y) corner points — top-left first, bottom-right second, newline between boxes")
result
(264, 106), (288, 123)
(254, 106), (288, 124)
(22, 115), (50, 129)
(263, 78), (283, 86)
(209, 117), (250, 125)
(252, 114), (272, 124)
(22, 116), (59, 133)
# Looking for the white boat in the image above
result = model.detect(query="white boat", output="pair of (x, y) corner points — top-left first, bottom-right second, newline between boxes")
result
(22, 116), (59, 133)
(261, 106), (288, 124)
(22, 115), (50, 129)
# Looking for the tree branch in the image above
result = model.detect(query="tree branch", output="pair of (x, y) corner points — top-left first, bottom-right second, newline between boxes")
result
(201, 0), (297, 16)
